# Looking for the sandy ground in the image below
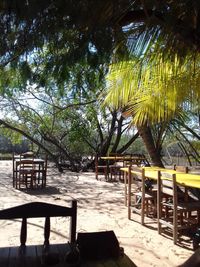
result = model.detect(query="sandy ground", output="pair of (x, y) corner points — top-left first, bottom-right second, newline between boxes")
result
(0, 160), (196, 267)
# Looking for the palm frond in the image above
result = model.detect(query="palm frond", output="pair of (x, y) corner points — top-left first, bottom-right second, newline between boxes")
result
(104, 53), (200, 126)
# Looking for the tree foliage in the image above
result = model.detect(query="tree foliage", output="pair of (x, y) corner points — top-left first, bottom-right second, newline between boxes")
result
(105, 56), (200, 126)
(0, 59), (139, 171)
(0, 1), (199, 168)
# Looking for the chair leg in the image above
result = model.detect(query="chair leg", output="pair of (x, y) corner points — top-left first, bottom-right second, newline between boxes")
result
(124, 172), (128, 206)
(141, 198), (145, 225)
(173, 208), (178, 244)
(105, 167), (109, 181)
(128, 171), (131, 220)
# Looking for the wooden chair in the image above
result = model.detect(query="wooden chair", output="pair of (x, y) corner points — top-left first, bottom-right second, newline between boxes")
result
(12, 153), (25, 188)
(95, 155), (109, 180)
(35, 154), (48, 188)
(17, 158), (36, 189)
(0, 200), (77, 252)
(12, 152), (17, 187)
(174, 165), (190, 205)
(157, 171), (200, 244)
(123, 153), (150, 167)
(42, 154), (48, 187)
(127, 166), (157, 225)
(109, 154), (124, 181)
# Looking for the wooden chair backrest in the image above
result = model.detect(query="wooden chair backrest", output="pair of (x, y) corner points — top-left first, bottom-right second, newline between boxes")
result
(128, 165), (145, 189)
(21, 151), (35, 158)
(18, 159), (35, 170)
(157, 171), (177, 200)
(44, 154), (48, 170)
(124, 154), (149, 167)
(108, 153), (122, 157)
(0, 201), (77, 248)
(127, 166), (152, 224)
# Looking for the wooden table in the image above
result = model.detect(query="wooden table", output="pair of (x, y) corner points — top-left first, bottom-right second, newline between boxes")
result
(96, 156), (148, 181)
(121, 166), (200, 188)
(101, 156), (147, 165)
(121, 166), (200, 206)
(0, 243), (137, 267)
(13, 158), (47, 189)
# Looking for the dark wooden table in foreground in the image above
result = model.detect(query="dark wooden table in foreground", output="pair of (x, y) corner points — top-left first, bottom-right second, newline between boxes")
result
(0, 243), (137, 267)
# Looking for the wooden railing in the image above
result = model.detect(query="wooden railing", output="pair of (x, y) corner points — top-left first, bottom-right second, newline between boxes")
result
(0, 200), (77, 252)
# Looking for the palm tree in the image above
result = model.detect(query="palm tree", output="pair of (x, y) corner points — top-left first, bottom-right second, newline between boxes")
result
(104, 55), (200, 166)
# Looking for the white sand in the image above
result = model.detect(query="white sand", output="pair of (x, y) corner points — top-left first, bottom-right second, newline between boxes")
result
(0, 160), (195, 266)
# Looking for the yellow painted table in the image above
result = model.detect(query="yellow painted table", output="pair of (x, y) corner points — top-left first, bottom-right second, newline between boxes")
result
(121, 167), (200, 189)
(101, 156), (146, 161)
(100, 156), (147, 167)
(121, 166), (200, 206)
(97, 156), (147, 181)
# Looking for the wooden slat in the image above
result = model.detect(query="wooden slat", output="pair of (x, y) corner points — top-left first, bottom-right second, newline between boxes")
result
(35, 244), (45, 262)
(21, 246), (38, 267)
(8, 246), (18, 267)
(45, 244), (62, 267)
(0, 247), (9, 267)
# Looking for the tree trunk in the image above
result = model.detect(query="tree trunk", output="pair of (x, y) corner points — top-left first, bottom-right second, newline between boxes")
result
(138, 125), (164, 167)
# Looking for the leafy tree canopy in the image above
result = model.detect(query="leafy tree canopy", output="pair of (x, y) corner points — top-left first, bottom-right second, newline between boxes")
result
(1, 1), (200, 71)
(0, 0), (200, 106)
(0, 0), (199, 167)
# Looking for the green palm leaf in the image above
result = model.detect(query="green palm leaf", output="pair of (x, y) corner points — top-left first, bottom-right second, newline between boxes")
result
(104, 54), (200, 125)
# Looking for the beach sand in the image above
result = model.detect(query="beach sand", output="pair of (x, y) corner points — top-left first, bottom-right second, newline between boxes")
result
(0, 160), (195, 266)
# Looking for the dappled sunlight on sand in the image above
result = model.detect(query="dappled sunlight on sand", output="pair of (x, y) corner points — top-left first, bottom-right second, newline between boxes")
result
(0, 161), (195, 267)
